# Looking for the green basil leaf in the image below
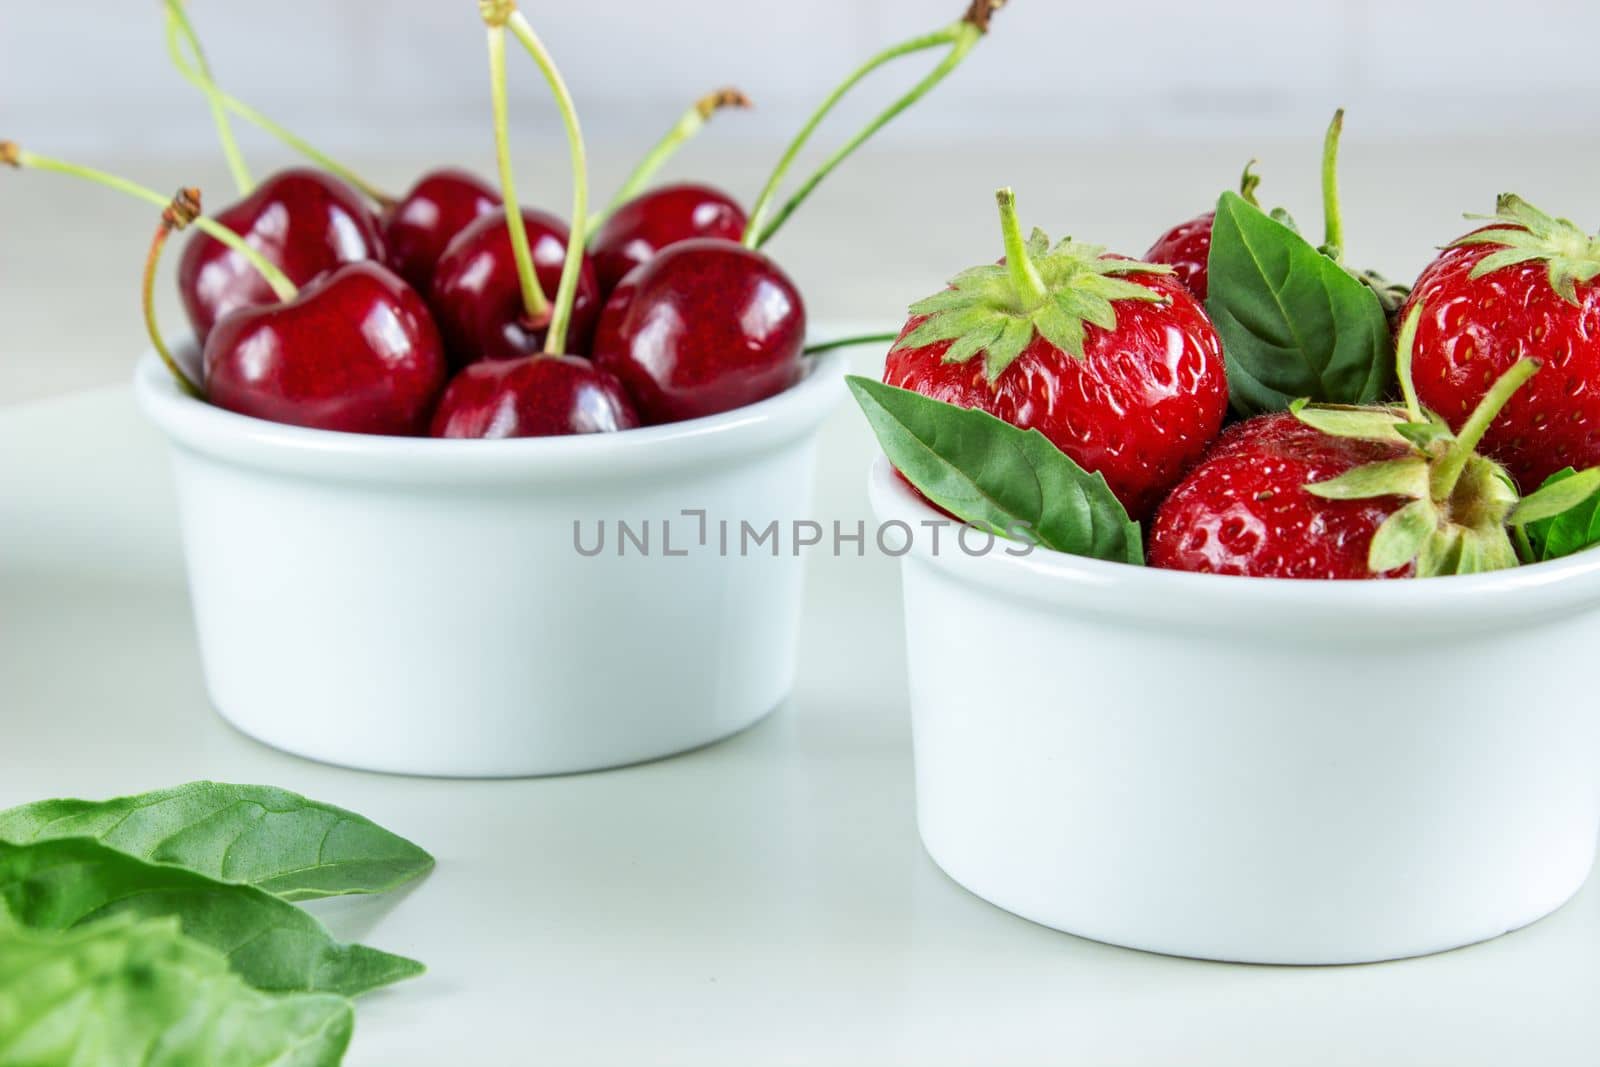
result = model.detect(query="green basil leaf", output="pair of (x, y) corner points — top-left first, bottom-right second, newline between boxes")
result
(847, 376), (1142, 564)
(1206, 190), (1393, 416)
(0, 910), (352, 1067)
(1523, 467), (1600, 561)
(0, 838), (422, 997)
(0, 782), (433, 902)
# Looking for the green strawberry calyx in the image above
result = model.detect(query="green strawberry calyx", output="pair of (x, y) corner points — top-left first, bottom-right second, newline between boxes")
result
(1293, 302), (1600, 576)
(1454, 193), (1600, 306)
(892, 187), (1173, 385)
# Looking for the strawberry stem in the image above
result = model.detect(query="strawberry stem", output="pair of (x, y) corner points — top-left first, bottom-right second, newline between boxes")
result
(1431, 358), (1540, 501)
(1395, 302), (1424, 422)
(504, 8), (587, 355)
(1239, 160), (1261, 207)
(1320, 108), (1345, 262)
(996, 188), (1047, 309)
(164, 1), (393, 207)
(742, 1), (1002, 250)
(482, 18), (551, 330)
(163, 0), (251, 195)
(144, 190), (205, 398)
(3, 144), (298, 301)
(589, 87), (751, 235)
(1513, 522), (1537, 563)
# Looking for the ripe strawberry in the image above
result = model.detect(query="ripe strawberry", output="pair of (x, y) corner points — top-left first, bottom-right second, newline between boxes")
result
(1148, 412), (1418, 578)
(1146, 115), (1407, 322)
(1143, 163), (1261, 300)
(1143, 211), (1215, 300)
(1403, 194), (1600, 490)
(884, 188), (1228, 520)
(1151, 306), (1588, 579)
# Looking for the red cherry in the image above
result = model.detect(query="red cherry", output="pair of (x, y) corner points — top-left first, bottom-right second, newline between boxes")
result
(178, 167), (385, 341)
(203, 261), (447, 436)
(591, 238), (806, 424)
(429, 207), (601, 365)
(382, 168), (501, 294)
(589, 182), (747, 294)
(430, 354), (639, 438)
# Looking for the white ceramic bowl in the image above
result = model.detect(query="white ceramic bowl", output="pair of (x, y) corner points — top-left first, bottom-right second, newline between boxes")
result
(869, 457), (1600, 964)
(133, 349), (845, 777)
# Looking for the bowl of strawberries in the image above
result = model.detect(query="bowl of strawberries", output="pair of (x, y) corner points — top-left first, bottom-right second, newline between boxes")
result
(857, 116), (1600, 963)
(6, 0), (1005, 776)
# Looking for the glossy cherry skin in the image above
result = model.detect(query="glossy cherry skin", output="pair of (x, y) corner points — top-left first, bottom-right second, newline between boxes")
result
(179, 167), (386, 341)
(590, 182), (747, 294)
(429, 208), (601, 365)
(591, 238), (806, 424)
(430, 354), (639, 438)
(203, 261), (447, 436)
(382, 168), (501, 294)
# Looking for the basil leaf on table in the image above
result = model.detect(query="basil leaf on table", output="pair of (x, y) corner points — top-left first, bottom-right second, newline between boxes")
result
(847, 376), (1143, 564)
(0, 838), (422, 997)
(0, 909), (353, 1067)
(1206, 190), (1393, 416)
(0, 781), (433, 902)
(1520, 467), (1600, 561)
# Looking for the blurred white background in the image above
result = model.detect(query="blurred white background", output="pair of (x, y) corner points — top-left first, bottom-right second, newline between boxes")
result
(3, 0), (1600, 402)
(7, 0), (1600, 152)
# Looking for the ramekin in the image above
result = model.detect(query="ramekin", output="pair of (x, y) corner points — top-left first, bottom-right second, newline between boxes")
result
(868, 456), (1600, 964)
(133, 349), (845, 777)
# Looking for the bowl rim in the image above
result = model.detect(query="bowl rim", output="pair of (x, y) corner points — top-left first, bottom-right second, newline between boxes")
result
(134, 346), (848, 485)
(867, 455), (1600, 627)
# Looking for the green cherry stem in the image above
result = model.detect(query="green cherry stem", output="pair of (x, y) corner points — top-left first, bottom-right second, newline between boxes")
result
(505, 8), (588, 355)
(742, 0), (1003, 249)
(482, 17), (550, 330)
(802, 331), (901, 356)
(996, 188), (1047, 309)
(143, 190), (205, 398)
(589, 87), (751, 235)
(164, 1), (251, 195)
(164, 1), (392, 207)
(1320, 107), (1345, 262)
(740, 31), (947, 249)
(1431, 358), (1540, 501)
(2, 143), (298, 301)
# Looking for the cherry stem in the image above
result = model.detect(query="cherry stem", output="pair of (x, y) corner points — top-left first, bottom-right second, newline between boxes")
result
(164, 1), (393, 208)
(484, 22), (551, 329)
(1394, 302), (1424, 422)
(802, 331), (901, 356)
(144, 189), (205, 398)
(1320, 108), (1345, 262)
(742, 2), (1002, 250)
(505, 10), (588, 355)
(164, 1), (251, 195)
(3, 144), (298, 302)
(589, 87), (752, 235)
(996, 188), (1047, 309)
(1431, 358), (1540, 502)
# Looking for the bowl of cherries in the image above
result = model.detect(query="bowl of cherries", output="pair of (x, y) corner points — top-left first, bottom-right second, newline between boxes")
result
(856, 114), (1600, 964)
(6, 0), (1003, 776)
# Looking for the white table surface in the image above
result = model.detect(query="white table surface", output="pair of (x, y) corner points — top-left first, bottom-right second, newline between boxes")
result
(4, 369), (1600, 1065)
